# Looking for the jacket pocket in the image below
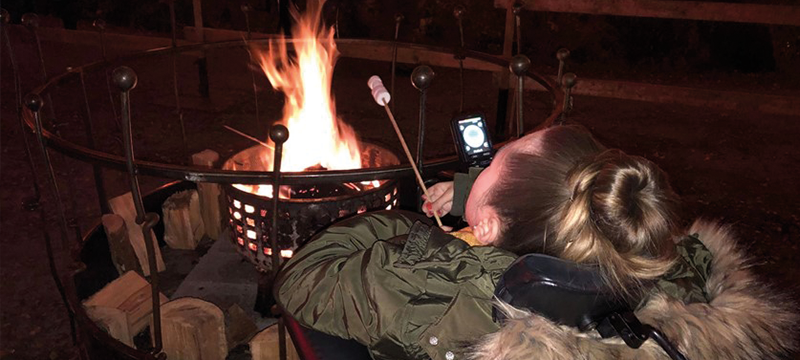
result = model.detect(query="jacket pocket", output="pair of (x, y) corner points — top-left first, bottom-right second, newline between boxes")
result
(419, 289), (499, 360)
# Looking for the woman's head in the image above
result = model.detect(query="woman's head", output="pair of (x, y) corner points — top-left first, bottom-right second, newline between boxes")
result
(467, 125), (680, 294)
(464, 129), (547, 237)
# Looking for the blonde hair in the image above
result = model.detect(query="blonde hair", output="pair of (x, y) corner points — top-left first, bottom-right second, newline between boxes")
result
(488, 126), (679, 298)
(556, 150), (679, 295)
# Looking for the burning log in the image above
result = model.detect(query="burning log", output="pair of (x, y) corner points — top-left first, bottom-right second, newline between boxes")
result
(101, 214), (142, 275)
(162, 189), (205, 250)
(250, 323), (300, 360)
(108, 192), (166, 276)
(192, 149), (225, 241)
(83, 271), (168, 347)
(157, 297), (228, 360)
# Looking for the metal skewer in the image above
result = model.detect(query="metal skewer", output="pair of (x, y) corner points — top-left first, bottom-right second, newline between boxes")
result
(224, 125), (275, 150)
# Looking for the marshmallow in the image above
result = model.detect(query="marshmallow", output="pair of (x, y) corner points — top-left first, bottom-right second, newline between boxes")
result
(367, 75), (391, 106)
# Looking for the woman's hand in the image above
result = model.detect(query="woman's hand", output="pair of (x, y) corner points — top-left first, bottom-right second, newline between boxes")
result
(422, 181), (454, 218)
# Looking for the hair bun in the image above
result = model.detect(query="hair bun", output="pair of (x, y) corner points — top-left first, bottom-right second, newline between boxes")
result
(588, 150), (679, 253)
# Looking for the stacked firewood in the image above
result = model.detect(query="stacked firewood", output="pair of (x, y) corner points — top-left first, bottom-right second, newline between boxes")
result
(85, 149), (301, 359)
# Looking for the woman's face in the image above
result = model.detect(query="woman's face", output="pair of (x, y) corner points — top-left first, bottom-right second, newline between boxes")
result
(464, 130), (546, 227)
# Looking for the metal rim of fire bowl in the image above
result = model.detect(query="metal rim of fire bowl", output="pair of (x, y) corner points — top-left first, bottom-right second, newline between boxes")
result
(221, 141), (400, 203)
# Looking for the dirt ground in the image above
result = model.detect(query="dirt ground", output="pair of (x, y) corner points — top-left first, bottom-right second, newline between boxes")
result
(1, 23), (799, 360)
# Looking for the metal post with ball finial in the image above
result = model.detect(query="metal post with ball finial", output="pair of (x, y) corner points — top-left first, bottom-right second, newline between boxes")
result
(557, 48), (571, 87)
(510, 54), (531, 138)
(113, 66), (165, 356)
(268, 124), (289, 360)
(24, 92), (79, 346)
(412, 65), (434, 175)
(560, 73), (578, 124)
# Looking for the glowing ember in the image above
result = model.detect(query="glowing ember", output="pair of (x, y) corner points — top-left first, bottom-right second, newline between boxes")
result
(234, 0), (364, 198)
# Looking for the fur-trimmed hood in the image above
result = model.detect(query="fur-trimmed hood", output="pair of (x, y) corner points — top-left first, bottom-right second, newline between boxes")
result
(470, 220), (799, 360)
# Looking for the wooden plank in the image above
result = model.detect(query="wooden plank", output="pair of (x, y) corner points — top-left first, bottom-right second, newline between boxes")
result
(502, 6), (515, 59)
(494, 0), (800, 26)
(192, 150), (225, 241)
(108, 192), (166, 276)
(193, 0), (205, 43)
(336, 42), (501, 72)
(85, 306), (132, 346)
(497, 5), (515, 89)
(181, 26), (504, 71)
(83, 271), (169, 347)
(32, 26), (180, 52)
(516, 75), (800, 116)
(162, 189), (205, 250)
(101, 214), (142, 275)
(183, 26), (274, 43)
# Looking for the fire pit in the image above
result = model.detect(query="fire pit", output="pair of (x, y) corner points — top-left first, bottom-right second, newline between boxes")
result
(14, 0), (567, 357)
(222, 143), (399, 270)
(217, 2), (404, 271)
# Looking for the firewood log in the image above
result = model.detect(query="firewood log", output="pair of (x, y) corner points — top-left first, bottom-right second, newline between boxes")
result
(250, 323), (300, 360)
(162, 189), (205, 250)
(108, 192), (166, 276)
(101, 214), (142, 275)
(158, 297), (228, 360)
(83, 271), (168, 347)
(192, 149), (225, 241)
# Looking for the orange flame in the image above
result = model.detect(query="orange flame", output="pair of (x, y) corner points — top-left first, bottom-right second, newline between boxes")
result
(253, 0), (361, 173)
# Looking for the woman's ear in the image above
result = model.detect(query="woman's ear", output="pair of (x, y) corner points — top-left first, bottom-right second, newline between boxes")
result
(473, 207), (502, 245)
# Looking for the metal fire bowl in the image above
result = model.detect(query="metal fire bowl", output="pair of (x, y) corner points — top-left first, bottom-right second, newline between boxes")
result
(221, 143), (400, 271)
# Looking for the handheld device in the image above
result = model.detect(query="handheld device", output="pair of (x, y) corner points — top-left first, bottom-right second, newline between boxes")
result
(451, 113), (494, 168)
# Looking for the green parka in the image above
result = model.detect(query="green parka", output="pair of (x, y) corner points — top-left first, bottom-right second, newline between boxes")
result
(274, 210), (712, 360)
(275, 210), (514, 360)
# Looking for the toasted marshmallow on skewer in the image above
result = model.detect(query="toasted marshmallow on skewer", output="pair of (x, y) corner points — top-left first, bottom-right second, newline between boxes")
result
(368, 76), (391, 106)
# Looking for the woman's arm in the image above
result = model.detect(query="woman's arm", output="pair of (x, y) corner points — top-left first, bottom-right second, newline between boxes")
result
(422, 167), (484, 219)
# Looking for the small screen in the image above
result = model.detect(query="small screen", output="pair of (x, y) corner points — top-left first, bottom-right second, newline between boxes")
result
(457, 117), (491, 156)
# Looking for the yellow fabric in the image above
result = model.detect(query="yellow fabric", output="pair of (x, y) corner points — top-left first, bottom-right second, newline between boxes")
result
(449, 227), (483, 247)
